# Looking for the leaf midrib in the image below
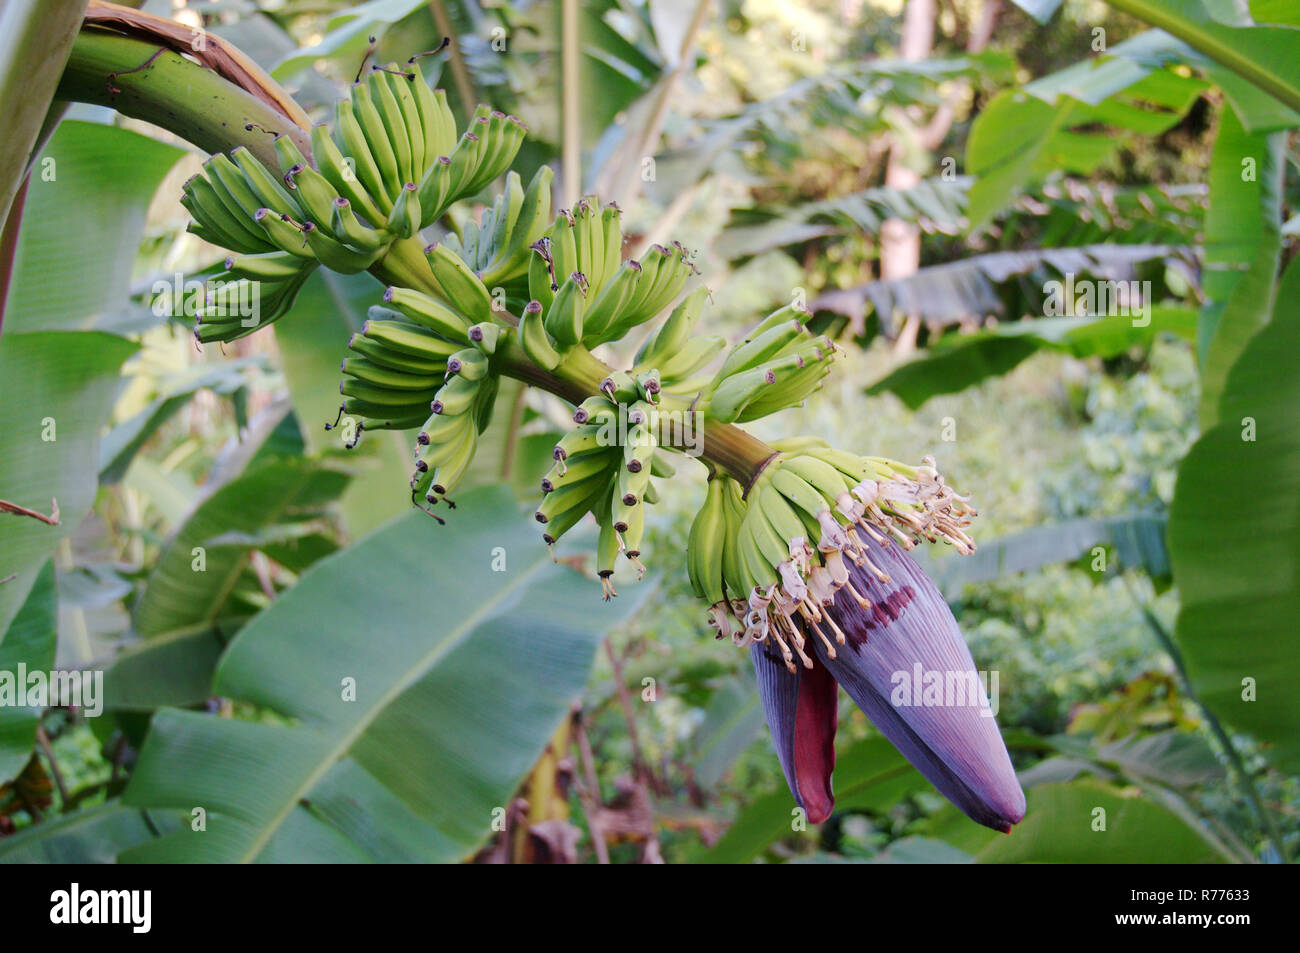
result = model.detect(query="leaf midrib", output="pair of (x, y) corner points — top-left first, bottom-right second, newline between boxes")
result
(237, 546), (550, 862)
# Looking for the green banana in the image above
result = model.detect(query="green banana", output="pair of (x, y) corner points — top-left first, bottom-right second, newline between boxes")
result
(360, 317), (463, 359)
(720, 478), (750, 598)
(311, 123), (388, 224)
(712, 317), (808, 385)
(528, 236), (558, 310)
(341, 357), (438, 391)
(351, 79), (402, 198)
(188, 167), (277, 253)
(687, 478), (728, 604)
(481, 166), (553, 287)
(341, 376), (439, 407)
(543, 272), (585, 349)
(253, 209), (313, 257)
(384, 182), (422, 239)
(768, 465), (834, 522)
(536, 474), (608, 526)
(550, 213), (579, 290)
(445, 348), (489, 382)
(332, 197), (391, 250)
(206, 153), (284, 222)
(429, 374), (483, 417)
(635, 285), (709, 368)
(368, 67), (414, 185)
(599, 370), (638, 405)
(519, 300), (561, 370)
(182, 183), (269, 254)
(231, 147), (299, 218)
(468, 322), (505, 355)
(553, 424), (610, 462)
(425, 242), (494, 318)
(336, 98), (391, 213)
(542, 474), (611, 550)
(656, 335), (726, 386)
(541, 447), (618, 493)
(383, 286), (472, 341)
(782, 453), (853, 501)
(223, 251), (305, 281)
(572, 396), (618, 428)
(300, 221), (384, 272)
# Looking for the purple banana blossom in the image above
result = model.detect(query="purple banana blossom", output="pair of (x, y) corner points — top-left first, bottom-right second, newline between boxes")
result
(751, 534), (1025, 832)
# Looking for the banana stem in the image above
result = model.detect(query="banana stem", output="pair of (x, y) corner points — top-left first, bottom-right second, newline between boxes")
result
(494, 338), (777, 486)
(57, 30), (310, 171)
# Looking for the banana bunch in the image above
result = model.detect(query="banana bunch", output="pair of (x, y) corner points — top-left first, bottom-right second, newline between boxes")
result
(329, 304), (467, 438)
(534, 392), (680, 598)
(408, 331), (503, 516)
(440, 167), (554, 295)
(182, 59), (525, 342)
(521, 201), (699, 354)
(700, 305), (840, 423)
(632, 286), (725, 391)
(176, 64), (984, 645)
(192, 252), (319, 344)
(685, 444), (977, 670)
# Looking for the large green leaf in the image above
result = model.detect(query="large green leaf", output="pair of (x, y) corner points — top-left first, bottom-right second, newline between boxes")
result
(5, 121), (183, 334)
(975, 780), (1232, 863)
(462, 376), (565, 502)
(1168, 258), (1300, 772)
(132, 458), (351, 640)
(0, 330), (137, 635)
(1103, 0), (1300, 115)
(270, 0), (428, 80)
(111, 457), (348, 712)
(966, 68), (1204, 227)
(103, 629), (229, 713)
(0, 0), (87, 225)
(0, 800), (179, 864)
(0, 561), (56, 783)
(1251, 0), (1300, 27)
(1039, 731), (1225, 790)
(1024, 28), (1297, 132)
(120, 487), (642, 862)
(1196, 105), (1284, 427)
(865, 307), (1195, 409)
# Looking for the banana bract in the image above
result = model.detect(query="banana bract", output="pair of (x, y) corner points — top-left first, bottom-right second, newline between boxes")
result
(180, 63), (1023, 834)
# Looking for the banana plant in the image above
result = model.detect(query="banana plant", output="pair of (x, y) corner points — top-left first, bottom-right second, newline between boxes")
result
(19, 0), (1300, 853)
(29, 10), (1033, 834)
